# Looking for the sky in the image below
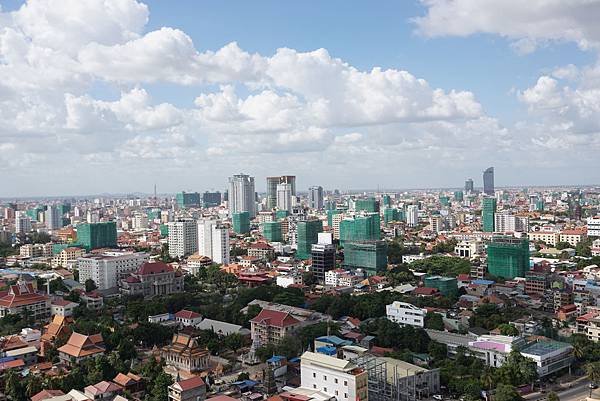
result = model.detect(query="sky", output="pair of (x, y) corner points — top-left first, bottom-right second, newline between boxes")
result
(1, 0), (600, 196)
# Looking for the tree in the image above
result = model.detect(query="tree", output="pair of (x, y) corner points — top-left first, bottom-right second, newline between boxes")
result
(587, 361), (600, 396)
(85, 279), (98, 292)
(237, 372), (250, 381)
(498, 324), (519, 336)
(547, 392), (560, 401)
(425, 312), (445, 330)
(494, 384), (522, 401)
(149, 371), (174, 401)
(556, 242), (571, 250)
(5, 369), (26, 401)
(576, 239), (593, 257)
(302, 271), (316, 286)
(496, 350), (537, 387)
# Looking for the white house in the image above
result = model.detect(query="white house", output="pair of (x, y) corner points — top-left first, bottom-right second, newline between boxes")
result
(386, 301), (427, 328)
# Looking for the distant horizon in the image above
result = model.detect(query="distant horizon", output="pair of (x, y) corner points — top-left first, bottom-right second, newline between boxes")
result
(1, 182), (598, 202)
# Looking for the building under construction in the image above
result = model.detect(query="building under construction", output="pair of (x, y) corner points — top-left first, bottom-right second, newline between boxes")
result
(352, 354), (440, 401)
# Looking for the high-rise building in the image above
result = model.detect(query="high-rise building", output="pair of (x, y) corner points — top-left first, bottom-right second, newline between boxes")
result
(454, 191), (464, 202)
(487, 236), (530, 279)
(45, 206), (62, 230)
(311, 242), (336, 284)
(232, 211), (250, 234)
(343, 240), (387, 276)
(339, 214), (380, 247)
(308, 186), (324, 210)
(202, 191), (222, 207)
(176, 192), (201, 209)
(262, 221), (283, 242)
(77, 222), (117, 250)
(229, 174), (256, 218)
(382, 195), (392, 207)
(211, 224), (230, 265)
(132, 213), (148, 230)
(354, 198), (379, 213)
(266, 176), (296, 210)
(483, 167), (494, 195)
(465, 178), (474, 193)
(296, 220), (323, 260)
(482, 197), (497, 232)
(383, 208), (400, 225)
(15, 211), (32, 234)
(430, 215), (444, 233)
(588, 216), (600, 237)
(197, 219), (217, 258)
(406, 205), (419, 227)
(276, 183), (292, 212)
(494, 212), (529, 233)
(167, 219), (198, 258)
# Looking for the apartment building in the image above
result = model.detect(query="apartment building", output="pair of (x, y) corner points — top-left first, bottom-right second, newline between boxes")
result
(300, 351), (369, 401)
(528, 232), (559, 246)
(250, 308), (302, 345)
(78, 251), (149, 290)
(0, 282), (50, 320)
(52, 247), (85, 269)
(120, 261), (184, 298)
(386, 301), (427, 328)
(559, 230), (587, 247)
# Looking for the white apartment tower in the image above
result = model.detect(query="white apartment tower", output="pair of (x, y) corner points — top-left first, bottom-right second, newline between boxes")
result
(168, 219), (198, 258)
(45, 206), (62, 230)
(228, 173), (256, 218)
(406, 205), (419, 227)
(15, 211), (32, 234)
(276, 183), (292, 212)
(197, 219), (230, 265)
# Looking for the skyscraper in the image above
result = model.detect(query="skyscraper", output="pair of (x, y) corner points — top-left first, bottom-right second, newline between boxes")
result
(211, 224), (230, 265)
(465, 178), (474, 193)
(311, 242), (336, 284)
(176, 191), (201, 208)
(406, 205), (419, 227)
(308, 186), (324, 209)
(167, 219), (198, 258)
(45, 205), (62, 230)
(296, 219), (323, 260)
(483, 167), (494, 195)
(15, 211), (31, 234)
(266, 176), (296, 209)
(276, 183), (292, 212)
(197, 219), (217, 258)
(228, 173), (256, 218)
(232, 211), (250, 234)
(482, 197), (497, 232)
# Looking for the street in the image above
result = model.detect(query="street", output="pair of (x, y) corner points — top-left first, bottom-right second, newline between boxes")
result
(525, 380), (591, 401)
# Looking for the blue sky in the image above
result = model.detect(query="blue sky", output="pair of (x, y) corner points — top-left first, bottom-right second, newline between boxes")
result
(0, 0), (599, 195)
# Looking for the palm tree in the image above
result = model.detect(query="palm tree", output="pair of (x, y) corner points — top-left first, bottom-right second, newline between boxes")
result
(481, 367), (495, 391)
(573, 342), (585, 361)
(585, 361), (600, 396)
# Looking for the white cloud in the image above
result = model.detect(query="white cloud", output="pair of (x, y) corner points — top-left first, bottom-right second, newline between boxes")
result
(414, 0), (600, 53)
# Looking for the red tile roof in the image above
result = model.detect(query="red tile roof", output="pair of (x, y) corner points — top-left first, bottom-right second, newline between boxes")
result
(250, 309), (301, 328)
(174, 376), (205, 391)
(413, 287), (439, 296)
(31, 389), (65, 401)
(175, 310), (201, 319)
(137, 261), (173, 275)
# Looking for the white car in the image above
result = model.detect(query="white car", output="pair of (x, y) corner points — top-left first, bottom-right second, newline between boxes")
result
(433, 395), (443, 400)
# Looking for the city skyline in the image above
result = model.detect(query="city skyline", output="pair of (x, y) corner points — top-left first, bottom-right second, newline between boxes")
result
(1, 0), (600, 196)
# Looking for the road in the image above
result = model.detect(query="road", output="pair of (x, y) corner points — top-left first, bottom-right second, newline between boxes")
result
(525, 379), (591, 401)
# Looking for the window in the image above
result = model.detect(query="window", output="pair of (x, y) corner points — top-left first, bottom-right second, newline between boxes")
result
(335, 378), (338, 384)
(344, 393), (348, 398)
(313, 373), (316, 378)
(313, 384), (317, 389)
(324, 388), (327, 392)
(344, 380), (348, 386)
(323, 375), (327, 381)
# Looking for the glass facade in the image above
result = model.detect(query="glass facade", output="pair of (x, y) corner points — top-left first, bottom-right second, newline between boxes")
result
(487, 236), (530, 279)
(482, 197), (497, 232)
(232, 211), (250, 234)
(296, 220), (323, 260)
(77, 221), (117, 250)
(343, 241), (387, 276)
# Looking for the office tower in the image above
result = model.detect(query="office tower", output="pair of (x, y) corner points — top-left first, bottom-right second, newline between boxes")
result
(276, 183), (292, 212)
(262, 221), (283, 242)
(308, 186), (324, 210)
(266, 176), (296, 210)
(354, 198), (379, 213)
(487, 236), (530, 279)
(465, 178), (474, 193)
(15, 211), (32, 234)
(197, 219), (217, 257)
(382, 195), (391, 207)
(296, 220), (323, 260)
(211, 224), (230, 265)
(383, 208), (400, 226)
(57, 203), (71, 216)
(483, 167), (494, 195)
(343, 240), (387, 276)
(202, 191), (222, 207)
(232, 211), (250, 234)
(311, 242), (336, 284)
(45, 205), (62, 230)
(167, 219), (198, 258)
(439, 196), (450, 206)
(77, 221), (118, 250)
(454, 191), (464, 202)
(176, 191), (201, 208)
(482, 197), (497, 232)
(406, 205), (419, 227)
(229, 173), (256, 218)
(339, 214), (380, 247)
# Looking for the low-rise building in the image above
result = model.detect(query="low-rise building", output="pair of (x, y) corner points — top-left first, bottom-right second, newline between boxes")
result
(120, 261), (184, 298)
(250, 308), (302, 345)
(0, 282), (50, 320)
(386, 301), (427, 328)
(168, 376), (206, 401)
(161, 333), (210, 373)
(58, 332), (105, 364)
(78, 251), (149, 291)
(175, 310), (202, 327)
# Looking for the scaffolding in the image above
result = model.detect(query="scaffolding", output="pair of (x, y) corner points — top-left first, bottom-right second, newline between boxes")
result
(352, 354), (440, 401)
